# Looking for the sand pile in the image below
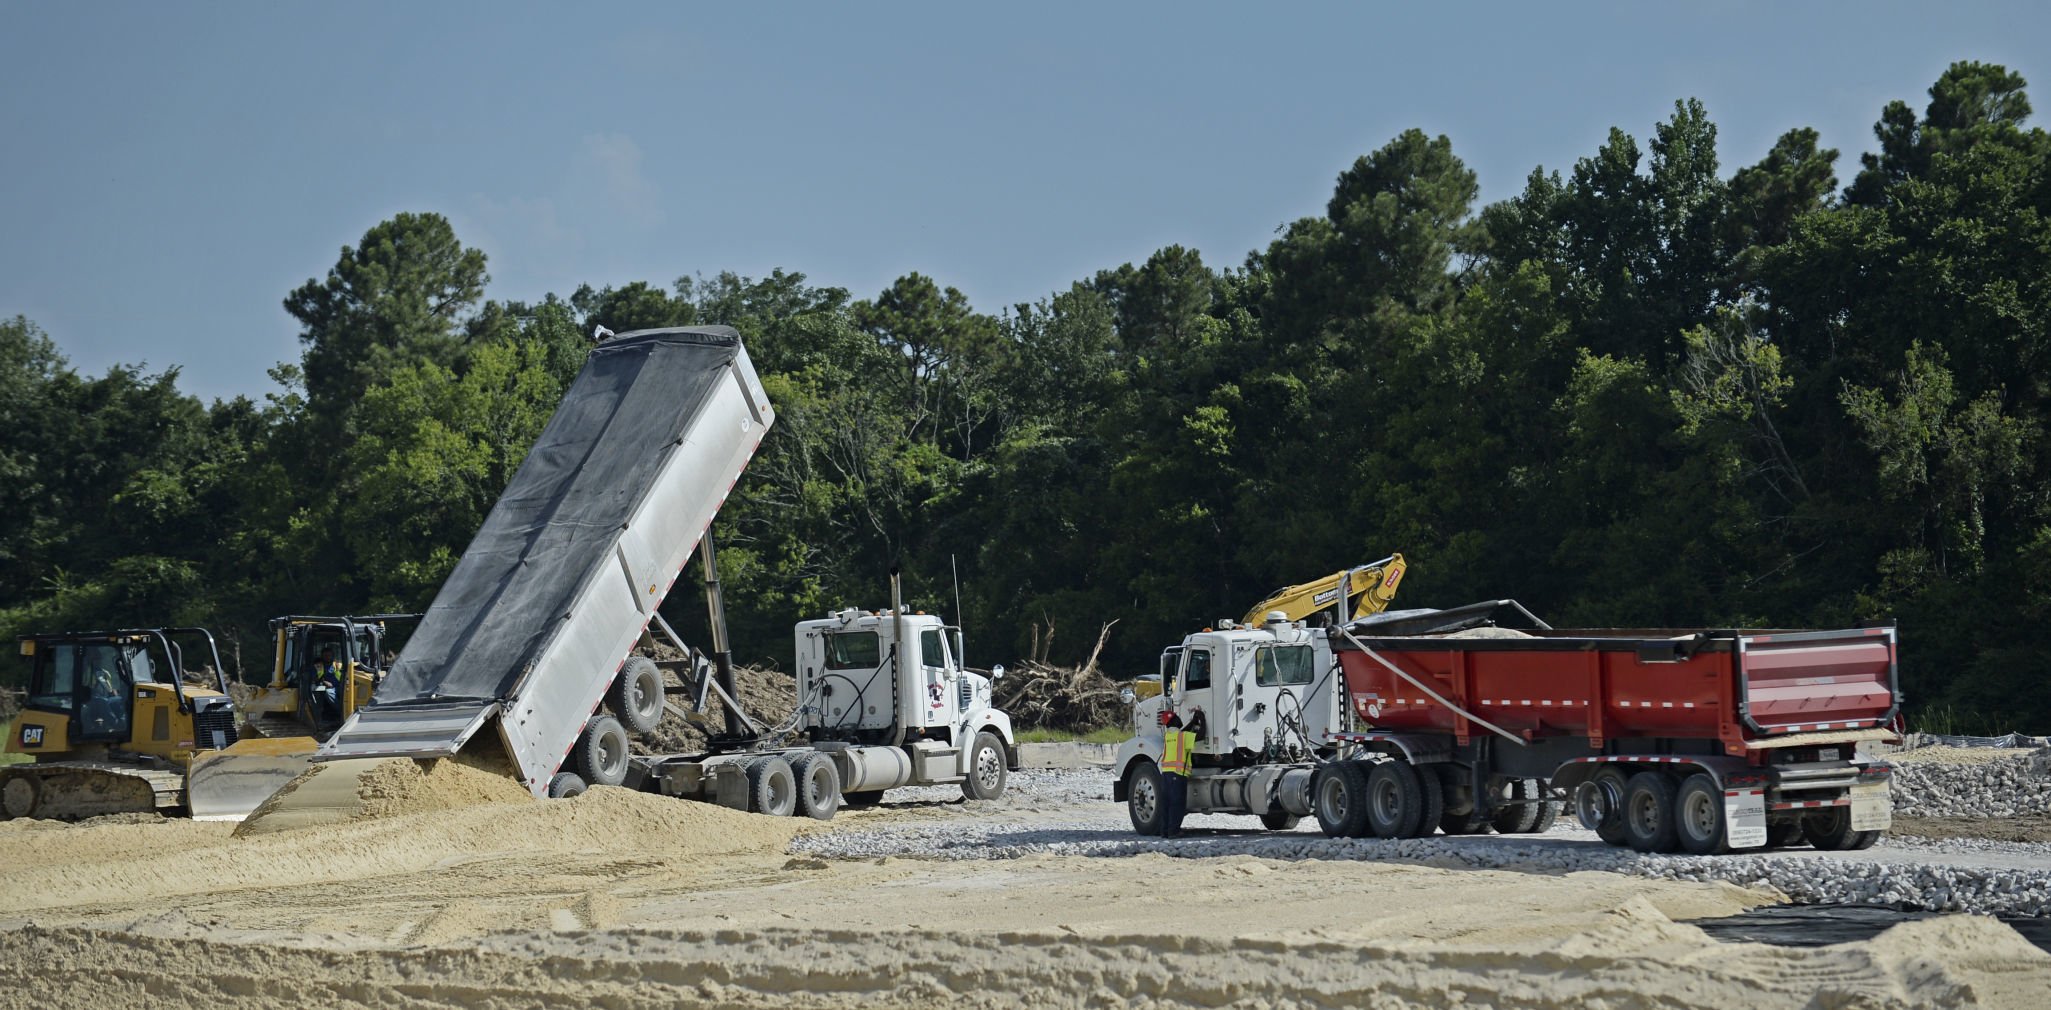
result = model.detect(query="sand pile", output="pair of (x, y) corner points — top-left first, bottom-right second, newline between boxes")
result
(4, 782), (802, 917)
(236, 755), (534, 836)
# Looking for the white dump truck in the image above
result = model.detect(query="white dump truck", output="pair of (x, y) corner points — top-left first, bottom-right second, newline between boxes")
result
(315, 325), (1014, 821)
(634, 578), (1017, 817)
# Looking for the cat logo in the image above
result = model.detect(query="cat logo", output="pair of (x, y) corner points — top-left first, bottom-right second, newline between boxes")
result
(19, 725), (43, 747)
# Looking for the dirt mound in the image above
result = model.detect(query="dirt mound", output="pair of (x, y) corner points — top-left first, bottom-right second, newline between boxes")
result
(237, 755), (533, 836)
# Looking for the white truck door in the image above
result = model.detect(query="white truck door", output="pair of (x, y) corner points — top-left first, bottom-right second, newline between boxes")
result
(1172, 646), (1216, 749)
(918, 625), (957, 728)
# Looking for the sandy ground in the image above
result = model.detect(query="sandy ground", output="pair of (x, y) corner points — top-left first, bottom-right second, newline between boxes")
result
(2, 766), (2048, 1009)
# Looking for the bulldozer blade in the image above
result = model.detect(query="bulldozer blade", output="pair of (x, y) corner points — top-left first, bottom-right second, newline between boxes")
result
(185, 736), (320, 821)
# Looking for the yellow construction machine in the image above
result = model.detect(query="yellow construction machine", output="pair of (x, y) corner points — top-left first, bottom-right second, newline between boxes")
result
(3, 615), (413, 821)
(1130, 555), (1410, 701)
(1240, 553), (1407, 627)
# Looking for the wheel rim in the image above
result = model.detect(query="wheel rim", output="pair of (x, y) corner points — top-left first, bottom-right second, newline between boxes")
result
(1319, 774), (1348, 820)
(1682, 789), (1717, 841)
(1132, 776), (1158, 823)
(769, 766), (794, 811)
(599, 732), (625, 777)
(975, 746), (1001, 790)
(1371, 774), (1400, 824)
(1629, 789), (1660, 836)
(806, 768), (830, 807)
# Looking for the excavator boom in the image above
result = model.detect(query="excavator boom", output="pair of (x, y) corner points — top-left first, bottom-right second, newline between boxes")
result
(1241, 554), (1406, 626)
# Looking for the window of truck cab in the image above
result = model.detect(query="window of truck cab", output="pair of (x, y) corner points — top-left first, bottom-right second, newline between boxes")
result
(1255, 644), (1314, 686)
(824, 631), (881, 670)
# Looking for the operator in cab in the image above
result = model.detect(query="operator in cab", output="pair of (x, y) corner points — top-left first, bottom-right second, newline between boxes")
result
(1157, 705), (1206, 837)
(312, 645), (345, 724)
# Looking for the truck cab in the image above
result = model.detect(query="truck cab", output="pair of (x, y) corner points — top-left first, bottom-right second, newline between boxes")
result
(1115, 615), (1342, 828)
(794, 607), (1012, 759)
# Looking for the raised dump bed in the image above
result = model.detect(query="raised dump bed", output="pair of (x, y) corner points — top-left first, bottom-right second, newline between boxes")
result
(318, 326), (773, 797)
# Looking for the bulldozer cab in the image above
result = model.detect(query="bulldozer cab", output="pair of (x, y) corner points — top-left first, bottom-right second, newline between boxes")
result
(21, 634), (151, 743)
(258, 616), (416, 734)
(9, 628), (235, 761)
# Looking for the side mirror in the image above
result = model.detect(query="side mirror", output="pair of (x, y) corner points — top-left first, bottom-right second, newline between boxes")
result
(991, 664), (1005, 681)
(1120, 686), (1137, 705)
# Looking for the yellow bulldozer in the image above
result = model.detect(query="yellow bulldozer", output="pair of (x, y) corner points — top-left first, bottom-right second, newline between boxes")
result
(1, 614), (413, 821)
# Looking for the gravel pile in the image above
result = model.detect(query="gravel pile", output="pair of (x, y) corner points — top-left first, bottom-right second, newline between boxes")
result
(1890, 747), (2051, 818)
(809, 771), (2051, 919)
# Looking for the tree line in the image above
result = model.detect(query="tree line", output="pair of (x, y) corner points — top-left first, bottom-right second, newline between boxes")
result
(4, 62), (2047, 729)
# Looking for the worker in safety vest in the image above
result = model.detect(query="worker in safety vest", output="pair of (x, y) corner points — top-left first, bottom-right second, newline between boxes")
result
(1156, 706), (1205, 837)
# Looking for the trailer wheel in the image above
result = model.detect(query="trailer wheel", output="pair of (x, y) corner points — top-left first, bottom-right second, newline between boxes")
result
(1675, 773), (1730, 855)
(1313, 763), (1367, 838)
(547, 772), (587, 799)
(746, 756), (798, 817)
(1365, 761), (1426, 839)
(1529, 789), (1562, 834)
(608, 656), (666, 735)
(791, 753), (841, 820)
(0, 770), (41, 820)
(1406, 763), (1444, 838)
(1621, 771), (1681, 853)
(1578, 767), (1630, 846)
(962, 731), (1007, 800)
(1765, 819), (1806, 848)
(574, 715), (631, 787)
(1802, 808), (1880, 851)
(1491, 778), (1541, 834)
(1259, 811), (1300, 831)
(1127, 761), (1166, 836)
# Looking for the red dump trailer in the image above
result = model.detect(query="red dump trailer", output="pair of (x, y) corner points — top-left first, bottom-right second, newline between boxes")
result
(1324, 601), (1900, 854)
(1112, 601), (1901, 853)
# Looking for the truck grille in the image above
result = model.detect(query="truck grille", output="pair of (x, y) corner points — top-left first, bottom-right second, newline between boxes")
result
(193, 707), (238, 751)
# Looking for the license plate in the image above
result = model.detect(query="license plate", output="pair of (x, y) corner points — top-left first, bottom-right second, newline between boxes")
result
(1850, 782), (1891, 831)
(1725, 788), (1767, 849)
(1818, 747), (1840, 761)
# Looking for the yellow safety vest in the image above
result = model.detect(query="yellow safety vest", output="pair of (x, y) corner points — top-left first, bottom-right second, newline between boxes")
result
(1161, 729), (1195, 776)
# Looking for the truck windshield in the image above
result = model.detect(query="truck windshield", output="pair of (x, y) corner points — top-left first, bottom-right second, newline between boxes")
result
(1255, 645), (1315, 686)
(824, 631), (881, 670)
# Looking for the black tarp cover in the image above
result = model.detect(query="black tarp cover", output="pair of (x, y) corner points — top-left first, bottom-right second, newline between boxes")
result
(373, 327), (741, 706)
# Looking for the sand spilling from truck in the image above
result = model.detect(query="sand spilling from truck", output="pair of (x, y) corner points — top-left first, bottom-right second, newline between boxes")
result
(235, 755), (536, 836)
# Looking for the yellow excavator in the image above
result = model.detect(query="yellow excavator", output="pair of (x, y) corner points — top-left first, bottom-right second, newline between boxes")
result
(1131, 555), (1409, 700)
(1240, 553), (1407, 627)
(2, 615), (413, 821)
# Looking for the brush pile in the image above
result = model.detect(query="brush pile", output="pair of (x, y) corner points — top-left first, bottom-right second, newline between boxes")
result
(991, 620), (1127, 731)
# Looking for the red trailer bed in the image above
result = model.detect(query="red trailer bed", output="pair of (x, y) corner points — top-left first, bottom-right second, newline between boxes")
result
(1331, 624), (1900, 754)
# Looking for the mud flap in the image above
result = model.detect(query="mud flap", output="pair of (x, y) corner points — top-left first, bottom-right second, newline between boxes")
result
(1849, 781), (1891, 832)
(1725, 787), (1767, 849)
(185, 737), (320, 821)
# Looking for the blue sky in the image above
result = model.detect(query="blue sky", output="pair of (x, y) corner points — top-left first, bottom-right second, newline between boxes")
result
(3, 2), (2045, 402)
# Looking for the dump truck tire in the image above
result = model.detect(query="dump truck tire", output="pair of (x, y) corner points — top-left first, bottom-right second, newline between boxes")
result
(1491, 778), (1540, 834)
(962, 731), (1007, 800)
(1675, 773), (1730, 855)
(1365, 760), (1425, 839)
(608, 657), (665, 735)
(1313, 763), (1367, 838)
(792, 752), (841, 820)
(1126, 761), (1166, 836)
(574, 715), (630, 787)
(1804, 808), (1880, 851)
(548, 772), (587, 799)
(1622, 771), (1681, 853)
(747, 756), (797, 817)
(1405, 762), (1444, 838)
(1259, 811), (1300, 831)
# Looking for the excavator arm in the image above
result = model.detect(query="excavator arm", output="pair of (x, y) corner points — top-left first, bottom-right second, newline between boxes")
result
(1241, 554), (1407, 626)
